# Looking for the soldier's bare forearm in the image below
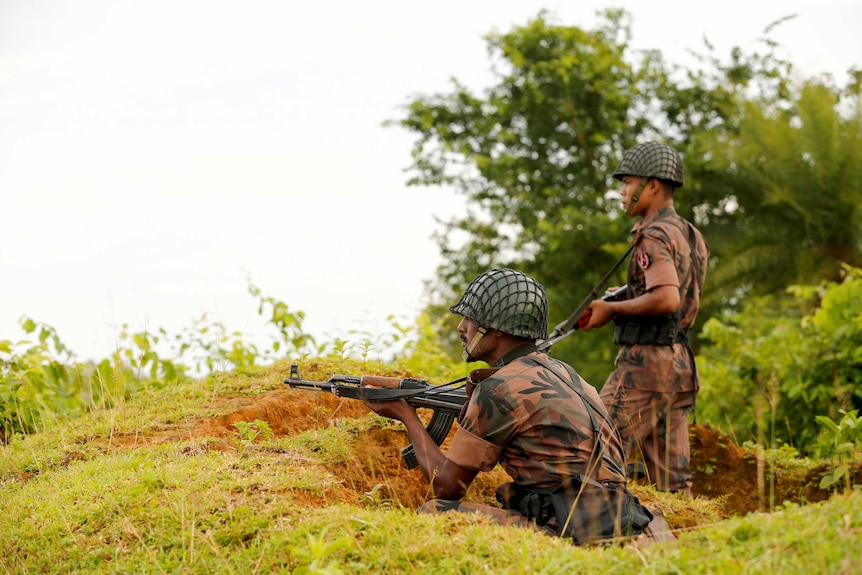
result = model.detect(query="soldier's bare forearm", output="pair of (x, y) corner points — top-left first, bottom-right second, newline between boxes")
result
(610, 285), (680, 317)
(399, 410), (447, 480)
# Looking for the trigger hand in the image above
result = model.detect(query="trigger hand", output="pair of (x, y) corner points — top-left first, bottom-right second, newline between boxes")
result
(577, 309), (592, 329)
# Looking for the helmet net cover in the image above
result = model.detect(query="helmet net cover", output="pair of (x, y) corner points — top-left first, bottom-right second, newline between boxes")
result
(612, 141), (684, 188)
(449, 268), (548, 340)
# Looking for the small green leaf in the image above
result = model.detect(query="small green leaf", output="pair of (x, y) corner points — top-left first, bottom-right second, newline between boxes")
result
(833, 465), (847, 481)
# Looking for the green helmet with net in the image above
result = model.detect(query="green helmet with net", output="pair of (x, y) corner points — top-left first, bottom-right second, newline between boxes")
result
(449, 268), (548, 340)
(613, 141), (684, 188)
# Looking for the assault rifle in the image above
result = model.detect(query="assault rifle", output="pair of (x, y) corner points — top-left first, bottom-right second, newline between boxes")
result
(285, 362), (481, 469)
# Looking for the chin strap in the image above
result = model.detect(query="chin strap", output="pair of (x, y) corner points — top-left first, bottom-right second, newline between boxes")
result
(625, 178), (648, 216)
(461, 326), (488, 362)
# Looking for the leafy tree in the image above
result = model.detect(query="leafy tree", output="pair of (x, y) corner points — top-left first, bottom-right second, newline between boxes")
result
(391, 9), (666, 382)
(659, 15), (862, 303)
(689, 80), (862, 302)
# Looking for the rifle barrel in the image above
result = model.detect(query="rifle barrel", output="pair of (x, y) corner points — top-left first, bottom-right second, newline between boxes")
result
(285, 376), (467, 413)
(285, 379), (334, 392)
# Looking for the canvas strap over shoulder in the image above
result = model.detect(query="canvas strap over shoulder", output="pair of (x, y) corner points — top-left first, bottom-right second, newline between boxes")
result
(528, 355), (626, 480)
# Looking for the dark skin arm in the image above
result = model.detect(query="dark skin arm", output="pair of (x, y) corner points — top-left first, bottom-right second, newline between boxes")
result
(362, 397), (478, 500)
(581, 284), (680, 331)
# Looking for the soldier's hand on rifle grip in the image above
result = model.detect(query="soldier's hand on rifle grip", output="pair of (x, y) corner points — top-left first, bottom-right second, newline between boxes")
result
(580, 300), (614, 331)
(580, 286), (627, 331)
(360, 384), (416, 422)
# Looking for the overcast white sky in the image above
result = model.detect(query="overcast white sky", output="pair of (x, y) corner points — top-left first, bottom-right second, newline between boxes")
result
(2, 0), (860, 363)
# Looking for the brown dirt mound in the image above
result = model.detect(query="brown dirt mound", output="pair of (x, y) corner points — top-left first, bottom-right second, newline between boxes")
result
(94, 382), (855, 522)
(198, 388), (849, 516)
(206, 389), (371, 437)
(206, 388), (510, 510)
(689, 423), (837, 515)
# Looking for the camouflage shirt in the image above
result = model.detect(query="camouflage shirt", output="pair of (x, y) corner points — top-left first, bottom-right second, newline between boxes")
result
(446, 352), (627, 487)
(609, 206), (709, 392)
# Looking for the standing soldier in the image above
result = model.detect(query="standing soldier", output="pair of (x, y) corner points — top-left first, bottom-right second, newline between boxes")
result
(363, 268), (656, 544)
(580, 142), (709, 495)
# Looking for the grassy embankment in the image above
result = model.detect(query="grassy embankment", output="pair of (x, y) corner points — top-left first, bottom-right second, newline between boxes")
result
(2, 358), (860, 574)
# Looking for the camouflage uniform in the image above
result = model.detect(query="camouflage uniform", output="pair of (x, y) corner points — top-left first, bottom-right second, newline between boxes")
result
(420, 350), (652, 542)
(447, 352), (626, 485)
(599, 205), (709, 493)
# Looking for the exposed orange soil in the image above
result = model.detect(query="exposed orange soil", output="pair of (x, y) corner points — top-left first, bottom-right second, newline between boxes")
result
(688, 423), (835, 515)
(90, 377), (857, 525)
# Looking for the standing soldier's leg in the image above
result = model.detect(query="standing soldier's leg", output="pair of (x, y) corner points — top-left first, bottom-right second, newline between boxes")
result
(665, 392), (695, 495)
(600, 381), (660, 477)
(640, 391), (694, 494)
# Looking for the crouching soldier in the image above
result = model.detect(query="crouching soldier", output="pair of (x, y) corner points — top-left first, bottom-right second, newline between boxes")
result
(363, 268), (659, 544)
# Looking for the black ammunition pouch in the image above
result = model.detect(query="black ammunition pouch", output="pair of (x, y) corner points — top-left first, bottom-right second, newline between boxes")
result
(497, 478), (653, 545)
(613, 313), (685, 346)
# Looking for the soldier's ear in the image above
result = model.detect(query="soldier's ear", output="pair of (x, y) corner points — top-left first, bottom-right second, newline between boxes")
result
(488, 328), (511, 342)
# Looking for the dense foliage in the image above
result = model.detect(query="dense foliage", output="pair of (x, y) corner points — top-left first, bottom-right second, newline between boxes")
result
(392, 10), (655, 380)
(699, 265), (862, 454)
(694, 81), (862, 299)
(0, 282), (464, 442)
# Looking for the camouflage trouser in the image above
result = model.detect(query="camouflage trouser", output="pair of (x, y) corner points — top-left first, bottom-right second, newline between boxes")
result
(417, 499), (557, 536)
(599, 384), (694, 495)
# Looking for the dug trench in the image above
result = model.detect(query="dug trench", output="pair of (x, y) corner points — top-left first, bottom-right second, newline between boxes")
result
(96, 375), (857, 531)
(209, 388), (856, 515)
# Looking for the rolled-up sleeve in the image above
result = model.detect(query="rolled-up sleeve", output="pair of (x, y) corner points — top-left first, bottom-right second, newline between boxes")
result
(446, 426), (502, 472)
(640, 236), (679, 290)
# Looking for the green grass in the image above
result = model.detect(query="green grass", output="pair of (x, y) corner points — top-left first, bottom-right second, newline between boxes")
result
(2, 360), (861, 574)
